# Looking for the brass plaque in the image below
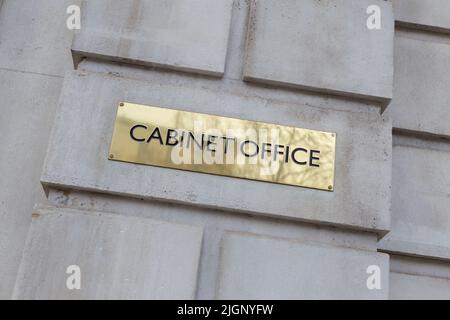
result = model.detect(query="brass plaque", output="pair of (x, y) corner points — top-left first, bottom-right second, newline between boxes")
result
(109, 102), (336, 191)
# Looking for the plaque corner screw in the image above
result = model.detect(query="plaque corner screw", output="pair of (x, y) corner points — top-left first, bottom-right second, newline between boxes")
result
(109, 154), (114, 159)
(328, 185), (333, 190)
(119, 102), (125, 107)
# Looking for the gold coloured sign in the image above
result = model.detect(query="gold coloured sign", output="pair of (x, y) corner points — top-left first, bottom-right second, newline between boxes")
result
(109, 102), (336, 191)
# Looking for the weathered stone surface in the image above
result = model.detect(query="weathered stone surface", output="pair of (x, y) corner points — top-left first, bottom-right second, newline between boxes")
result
(72, 0), (233, 76)
(388, 31), (450, 137)
(0, 0), (78, 76)
(379, 135), (450, 259)
(3, 0), (450, 301)
(394, 0), (450, 33)
(45, 189), (380, 300)
(216, 232), (389, 299)
(389, 255), (450, 300)
(41, 70), (391, 234)
(244, 0), (394, 106)
(13, 206), (203, 299)
(0, 70), (63, 299)
(390, 272), (450, 299)
(0, 0), (77, 299)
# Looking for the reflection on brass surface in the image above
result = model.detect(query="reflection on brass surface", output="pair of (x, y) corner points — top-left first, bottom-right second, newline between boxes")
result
(109, 102), (336, 191)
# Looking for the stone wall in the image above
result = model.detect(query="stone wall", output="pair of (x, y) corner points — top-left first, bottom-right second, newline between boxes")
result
(1, 0), (449, 299)
(380, 0), (450, 299)
(0, 0), (79, 299)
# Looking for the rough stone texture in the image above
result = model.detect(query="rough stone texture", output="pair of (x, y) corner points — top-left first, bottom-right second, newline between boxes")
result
(390, 255), (450, 280)
(216, 232), (389, 299)
(6, 0), (450, 300)
(394, 0), (450, 33)
(41, 70), (392, 234)
(390, 273), (450, 299)
(46, 189), (380, 299)
(389, 255), (450, 299)
(0, 0), (78, 299)
(72, 0), (233, 76)
(0, 70), (63, 299)
(13, 206), (203, 300)
(378, 135), (450, 259)
(1, 0), (393, 300)
(244, 0), (394, 106)
(0, 0), (79, 76)
(387, 30), (450, 137)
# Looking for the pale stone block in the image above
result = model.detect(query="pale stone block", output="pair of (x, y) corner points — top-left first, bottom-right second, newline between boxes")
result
(0, 70), (63, 299)
(390, 255), (450, 280)
(45, 189), (381, 300)
(41, 70), (392, 234)
(379, 136), (450, 259)
(0, 2), (72, 295)
(390, 273), (450, 300)
(394, 0), (450, 33)
(388, 32), (450, 137)
(244, 0), (394, 106)
(389, 255), (450, 299)
(13, 206), (203, 299)
(72, 0), (233, 76)
(0, 0), (78, 76)
(216, 232), (389, 299)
